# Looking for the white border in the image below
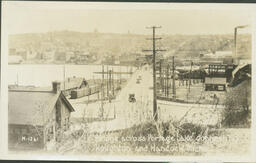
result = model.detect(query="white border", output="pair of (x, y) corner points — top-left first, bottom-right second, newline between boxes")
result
(1, 1), (256, 162)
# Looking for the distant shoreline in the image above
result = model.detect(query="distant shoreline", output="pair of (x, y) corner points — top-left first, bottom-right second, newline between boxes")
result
(8, 62), (137, 67)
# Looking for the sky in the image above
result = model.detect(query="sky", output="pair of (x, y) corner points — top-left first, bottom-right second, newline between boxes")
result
(2, 2), (254, 35)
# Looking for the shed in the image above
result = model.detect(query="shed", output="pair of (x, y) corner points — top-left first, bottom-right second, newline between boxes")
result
(8, 82), (75, 150)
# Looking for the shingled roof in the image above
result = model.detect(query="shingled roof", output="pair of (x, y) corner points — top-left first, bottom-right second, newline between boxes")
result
(8, 89), (75, 126)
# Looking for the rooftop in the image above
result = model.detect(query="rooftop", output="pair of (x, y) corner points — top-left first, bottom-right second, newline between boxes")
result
(58, 77), (87, 90)
(8, 88), (75, 126)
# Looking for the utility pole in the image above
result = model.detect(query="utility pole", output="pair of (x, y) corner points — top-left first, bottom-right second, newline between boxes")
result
(63, 64), (66, 91)
(109, 69), (112, 102)
(159, 60), (163, 94)
(188, 61), (193, 93)
(100, 65), (104, 118)
(172, 56), (176, 99)
(166, 64), (169, 98)
(164, 69), (166, 97)
(102, 65), (105, 99)
(143, 26), (166, 121)
(112, 67), (115, 97)
(107, 66), (109, 98)
(119, 66), (122, 85)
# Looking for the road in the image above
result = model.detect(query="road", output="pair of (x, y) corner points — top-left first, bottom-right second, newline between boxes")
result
(70, 65), (223, 133)
(86, 66), (153, 132)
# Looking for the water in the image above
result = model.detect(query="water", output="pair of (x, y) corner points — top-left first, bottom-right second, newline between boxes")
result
(8, 64), (135, 87)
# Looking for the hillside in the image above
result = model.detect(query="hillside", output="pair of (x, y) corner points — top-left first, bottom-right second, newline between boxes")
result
(8, 31), (251, 62)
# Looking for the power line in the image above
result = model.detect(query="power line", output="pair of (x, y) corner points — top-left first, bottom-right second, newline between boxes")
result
(172, 56), (176, 100)
(143, 26), (166, 122)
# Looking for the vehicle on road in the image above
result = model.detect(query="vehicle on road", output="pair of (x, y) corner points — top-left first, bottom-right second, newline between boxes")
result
(128, 94), (136, 103)
(136, 79), (140, 84)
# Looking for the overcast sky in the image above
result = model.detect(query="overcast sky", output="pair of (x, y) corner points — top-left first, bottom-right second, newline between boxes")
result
(3, 2), (253, 35)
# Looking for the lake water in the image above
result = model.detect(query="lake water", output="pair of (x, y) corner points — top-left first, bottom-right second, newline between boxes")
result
(8, 64), (135, 87)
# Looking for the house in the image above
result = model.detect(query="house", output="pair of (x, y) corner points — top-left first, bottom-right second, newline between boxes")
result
(54, 51), (66, 62)
(60, 77), (88, 96)
(8, 81), (75, 150)
(75, 51), (91, 64)
(102, 55), (115, 65)
(43, 50), (55, 61)
(65, 51), (75, 63)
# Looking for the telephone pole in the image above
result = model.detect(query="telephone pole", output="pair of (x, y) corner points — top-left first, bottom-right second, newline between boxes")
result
(188, 61), (193, 93)
(166, 64), (169, 98)
(107, 66), (109, 98)
(172, 56), (176, 99)
(159, 60), (163, 93)
(102, 65), (105, 98)
(112, 67), (115, 97)
(143, 26), (166, 121)
(63, 64), (66, 91)
(100, 65), (105, 118)
(109, 69), (112, 102)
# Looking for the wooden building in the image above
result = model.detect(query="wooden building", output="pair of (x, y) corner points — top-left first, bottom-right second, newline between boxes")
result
(8, 81), (75, 150)
(60, 77), (88, 96)
(204, 64), (236, 91)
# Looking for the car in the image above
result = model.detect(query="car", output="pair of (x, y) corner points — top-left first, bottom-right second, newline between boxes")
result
(136, 79), (140, 84)
(129, 94), (136, 103)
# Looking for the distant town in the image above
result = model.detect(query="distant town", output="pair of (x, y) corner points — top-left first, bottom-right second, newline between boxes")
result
(8, 30), (251, 66)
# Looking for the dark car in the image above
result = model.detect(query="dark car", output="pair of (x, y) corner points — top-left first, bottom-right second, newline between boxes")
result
(129, 94), (136, 103)
(136, 79), (140, 84)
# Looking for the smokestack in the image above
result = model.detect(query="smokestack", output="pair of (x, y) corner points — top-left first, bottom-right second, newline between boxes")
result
(52, 81), (61, 94)
(233, 25), (249, 65)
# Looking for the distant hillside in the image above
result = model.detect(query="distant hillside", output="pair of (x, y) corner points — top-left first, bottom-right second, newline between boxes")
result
(9, 31), (251, 59)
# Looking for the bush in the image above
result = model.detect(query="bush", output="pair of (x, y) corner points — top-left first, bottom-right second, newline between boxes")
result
(222, 80), (251, 128)
(120, 121), (210, 142)
(222, 109), (251, 128)
(179, 123), (208, 138)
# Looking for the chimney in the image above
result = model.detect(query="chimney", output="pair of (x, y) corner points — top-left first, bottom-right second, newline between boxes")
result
(52, 81), (61, 94)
